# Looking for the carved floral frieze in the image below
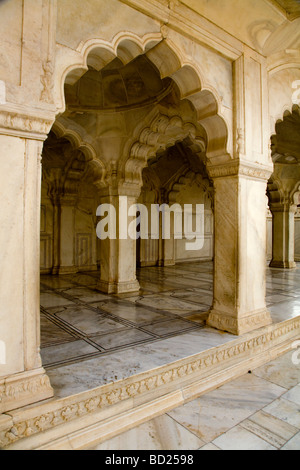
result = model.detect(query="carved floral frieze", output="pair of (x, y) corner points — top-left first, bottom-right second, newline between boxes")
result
(0, 109), (55, 138)
(1, 317), (299, 449)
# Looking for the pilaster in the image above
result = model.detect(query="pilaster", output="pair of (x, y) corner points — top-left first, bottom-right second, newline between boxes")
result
(0, 108), (55, 412)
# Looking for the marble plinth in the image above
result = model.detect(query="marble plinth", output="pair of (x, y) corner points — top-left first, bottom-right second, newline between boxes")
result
(1, 262), (300, 450)
(207, 308), (272, 335)
(0, 368), (54, 415)
(97, 279), (140, 295)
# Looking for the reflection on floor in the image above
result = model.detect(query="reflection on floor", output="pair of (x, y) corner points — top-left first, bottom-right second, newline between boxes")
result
(40, 261), (300, 398)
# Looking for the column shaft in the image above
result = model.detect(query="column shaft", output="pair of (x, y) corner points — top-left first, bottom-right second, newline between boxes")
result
(0, 134), (53, 413)
(207, 171), (272, 335)
(270, 204), (296, 269)
(97, 194), (140, 294)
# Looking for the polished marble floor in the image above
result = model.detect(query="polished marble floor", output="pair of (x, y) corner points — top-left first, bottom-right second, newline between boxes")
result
(40, 261), (300, 398)
(90, 350), (300, 450)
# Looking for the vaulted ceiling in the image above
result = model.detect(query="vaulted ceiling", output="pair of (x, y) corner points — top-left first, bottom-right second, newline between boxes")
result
(273, 0), (300, 20)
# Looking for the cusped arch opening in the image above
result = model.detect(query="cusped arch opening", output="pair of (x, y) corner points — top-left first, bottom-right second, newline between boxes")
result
(55, 35), (229, 190)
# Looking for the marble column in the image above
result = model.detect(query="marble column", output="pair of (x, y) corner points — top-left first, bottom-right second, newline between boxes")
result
(96, 191), (140, 294)
(269, 202), (297, 269)
(206, 163), (272, 335)
(51, 195), (78, 275)
(158, 191), (177, 267)
(0, 132), (54, 413)
(158, 211), (177, 267)
(138, 201), (159, 267)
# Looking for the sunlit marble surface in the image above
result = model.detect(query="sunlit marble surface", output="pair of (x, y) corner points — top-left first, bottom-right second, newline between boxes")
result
(46, 328), (234, 397)
(40, 261), (300, 399)
(90, 351), (300, 450)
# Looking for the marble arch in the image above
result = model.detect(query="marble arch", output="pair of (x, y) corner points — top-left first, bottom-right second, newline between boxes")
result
(54, 32), (164, 114)
(49, 119), (106, 190)
(4, 2), (300, 449)
(268, 104), (300, 268)
(47, 32), (230, 294)
(55, 32), (229, 151)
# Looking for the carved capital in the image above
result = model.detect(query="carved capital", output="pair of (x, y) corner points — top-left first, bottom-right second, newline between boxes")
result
(207, 159), (273, 182)
(0, 108), (55, 140)
(269, 201), (298, 214)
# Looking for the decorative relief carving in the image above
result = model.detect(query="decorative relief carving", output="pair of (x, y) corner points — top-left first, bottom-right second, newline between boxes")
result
(207, 309), (272, 334)
(236, 128), (245, 155)
(1, 317), (299, 448)
(40, 60), (54, 104)
(0, 372), (53, 418)
(0, 110), (54, 137)
(207, 160), (273, 181)
(126, 113), (198, 185)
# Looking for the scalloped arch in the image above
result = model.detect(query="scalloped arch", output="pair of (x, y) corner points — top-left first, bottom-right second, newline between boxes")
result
(54, 32), (163, 114)
(50, 119), (106, 188)
(53, 32), (229, 187)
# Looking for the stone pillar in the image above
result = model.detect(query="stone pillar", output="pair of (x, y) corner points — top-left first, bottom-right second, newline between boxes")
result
(158, 190), (177, 267)
(158, 212), (176, 267)
(0, 127), (54, 413)
(0, 0), (57, 412)
(138, 201), (159, 267)
(269, 202), (297, 269)
(51, 195), (77, 275)
(96, 191), (140, 294)
(206, 162), (272, 335)
(51, 194), (61, 275)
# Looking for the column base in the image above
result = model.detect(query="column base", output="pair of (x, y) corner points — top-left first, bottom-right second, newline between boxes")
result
(206, 308), (272, 335)
(158, 259), (176, 267)
(51, 266), (78, 275)
(97, 279), (140, 295)
(269, 260), (297, 269)
(0, 368), (54, 414)
(138, 261), (158, 267)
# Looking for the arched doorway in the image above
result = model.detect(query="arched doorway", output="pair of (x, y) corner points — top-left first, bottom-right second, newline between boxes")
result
(267, 105), (300, 269)
(39, 35), (229, 369)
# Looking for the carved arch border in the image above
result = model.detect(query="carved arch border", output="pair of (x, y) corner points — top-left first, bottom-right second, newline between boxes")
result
(54, 31), (164, 114)
(53, 31), (230, 173)
(48, 119), (107, 190)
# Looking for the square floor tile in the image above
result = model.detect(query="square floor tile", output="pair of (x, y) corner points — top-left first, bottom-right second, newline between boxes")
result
(263, 398), (300, 429)
(167, 374), (286, 443)
(90, 414), (205, 450)
(93, 300), (169, 324)
(253, 350), (300, 388)
(40, 292), (77, 308)
(50, 306), (128, 335)
(40, 314), (76, 346)
(281, 431), (300, 450)
(142, 319), (197, 336)
(281, 384), (300, 406)
(60, 287), (110, 303)
(91, 328), (154, 350)
(135, 295), (202, 314)
(212, 425), (277, 450)
(41, 340), (99, 366)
